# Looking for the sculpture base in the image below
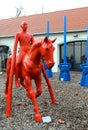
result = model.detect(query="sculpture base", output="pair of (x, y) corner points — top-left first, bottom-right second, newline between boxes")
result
(58, 63), (71, 81)
(80, 64), (88, 87)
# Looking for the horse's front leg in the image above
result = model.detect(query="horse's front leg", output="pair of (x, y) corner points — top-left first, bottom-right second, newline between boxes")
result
(25, 75), (42, 122)
(35, 75), (42, 98)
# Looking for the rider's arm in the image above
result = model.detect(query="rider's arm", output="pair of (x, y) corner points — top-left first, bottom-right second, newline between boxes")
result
(12, 33), (20, 64)
(13, 33), (19, 52)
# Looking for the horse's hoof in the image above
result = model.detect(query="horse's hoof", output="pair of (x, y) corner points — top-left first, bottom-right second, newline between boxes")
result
(52, 100), (58, 104)
(34, 114), (42, 122)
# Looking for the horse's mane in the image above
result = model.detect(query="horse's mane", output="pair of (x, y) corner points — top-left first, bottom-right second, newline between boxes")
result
(30, 38), (43, 52)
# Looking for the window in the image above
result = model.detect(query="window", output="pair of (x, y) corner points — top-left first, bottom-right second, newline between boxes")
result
(60, 40), (86, 71)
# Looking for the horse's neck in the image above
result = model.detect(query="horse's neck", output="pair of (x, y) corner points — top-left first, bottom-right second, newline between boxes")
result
(29, 41), (42, 64)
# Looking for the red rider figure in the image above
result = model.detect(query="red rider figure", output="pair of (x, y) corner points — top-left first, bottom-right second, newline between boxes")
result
(13, 21), (34, 88)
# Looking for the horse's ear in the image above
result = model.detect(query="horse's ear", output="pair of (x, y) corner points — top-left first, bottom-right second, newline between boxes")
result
(52, 38), (57, 43)
(44, 36), (48, 42)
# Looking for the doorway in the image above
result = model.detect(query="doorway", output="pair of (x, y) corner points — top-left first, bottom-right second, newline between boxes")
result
(0, 45), (10, 71)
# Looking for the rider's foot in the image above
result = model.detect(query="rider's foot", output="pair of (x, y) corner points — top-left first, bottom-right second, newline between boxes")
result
(15, 80), (20, 88)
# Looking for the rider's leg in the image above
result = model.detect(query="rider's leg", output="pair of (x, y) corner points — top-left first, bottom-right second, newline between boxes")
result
(15, 62), (20, 88)
(15, 51), (26, 88)
(15, 54), (22, 88)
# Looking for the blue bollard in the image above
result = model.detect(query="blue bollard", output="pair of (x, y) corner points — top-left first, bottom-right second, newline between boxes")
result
(58, 63), (71, 81)
(80, 26), (88, 87)
(80, 64), (88, 87)
(43, 61), (53, 78)
(46, 68), (53, 78)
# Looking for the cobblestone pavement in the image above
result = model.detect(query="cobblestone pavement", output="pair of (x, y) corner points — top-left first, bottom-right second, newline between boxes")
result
(0, 72), (88, 130)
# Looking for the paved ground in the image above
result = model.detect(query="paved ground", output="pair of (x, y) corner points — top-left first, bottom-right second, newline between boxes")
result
(0, 71), (88, 130)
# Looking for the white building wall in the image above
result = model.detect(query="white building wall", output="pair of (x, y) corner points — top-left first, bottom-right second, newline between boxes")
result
(0, 36), (20, 54)
(0, 37), (14, 53)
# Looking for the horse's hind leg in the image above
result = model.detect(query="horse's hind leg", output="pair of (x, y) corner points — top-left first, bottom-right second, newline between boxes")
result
(25, 76), (42, 122)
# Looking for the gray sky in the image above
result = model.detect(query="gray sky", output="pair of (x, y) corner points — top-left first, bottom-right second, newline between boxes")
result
(0, 0), (88, 19)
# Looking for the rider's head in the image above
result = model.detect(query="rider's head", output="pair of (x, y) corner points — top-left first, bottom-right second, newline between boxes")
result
(20, 21), (28, 31)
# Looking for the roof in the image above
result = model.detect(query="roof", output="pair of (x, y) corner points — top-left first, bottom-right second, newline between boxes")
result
(0, 7), (88, 37)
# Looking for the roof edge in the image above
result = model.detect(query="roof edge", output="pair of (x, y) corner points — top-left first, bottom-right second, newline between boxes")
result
(0, 29), (86, 38)
(34, 29), (86, 36)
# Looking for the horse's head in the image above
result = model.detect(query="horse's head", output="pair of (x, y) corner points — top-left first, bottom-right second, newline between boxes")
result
(41, 36), (56, 68)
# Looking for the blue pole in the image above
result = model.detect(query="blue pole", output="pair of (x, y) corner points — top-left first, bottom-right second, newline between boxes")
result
(86, 26), (88, 65)
(46, 21), (50, 37)
(58, 16), (71, 81)
(64, 16), (67, 64)
(45, 21), (53, 78)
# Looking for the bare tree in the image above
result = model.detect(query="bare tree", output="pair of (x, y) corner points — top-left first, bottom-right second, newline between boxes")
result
(15, 6), (23, 17)
(42, 3), (44, 14)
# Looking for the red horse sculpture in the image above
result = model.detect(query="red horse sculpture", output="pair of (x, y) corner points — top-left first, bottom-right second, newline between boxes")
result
(5, 36), (57, 122)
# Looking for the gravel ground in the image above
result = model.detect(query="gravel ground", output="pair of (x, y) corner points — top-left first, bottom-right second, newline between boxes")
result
(0, 71), (88, 130)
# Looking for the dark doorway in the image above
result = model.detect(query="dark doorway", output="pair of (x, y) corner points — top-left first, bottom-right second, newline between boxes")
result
(0, 45), (10, 70)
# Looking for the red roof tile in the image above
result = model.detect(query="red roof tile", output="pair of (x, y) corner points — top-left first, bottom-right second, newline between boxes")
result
(0, 7), (88, 37)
